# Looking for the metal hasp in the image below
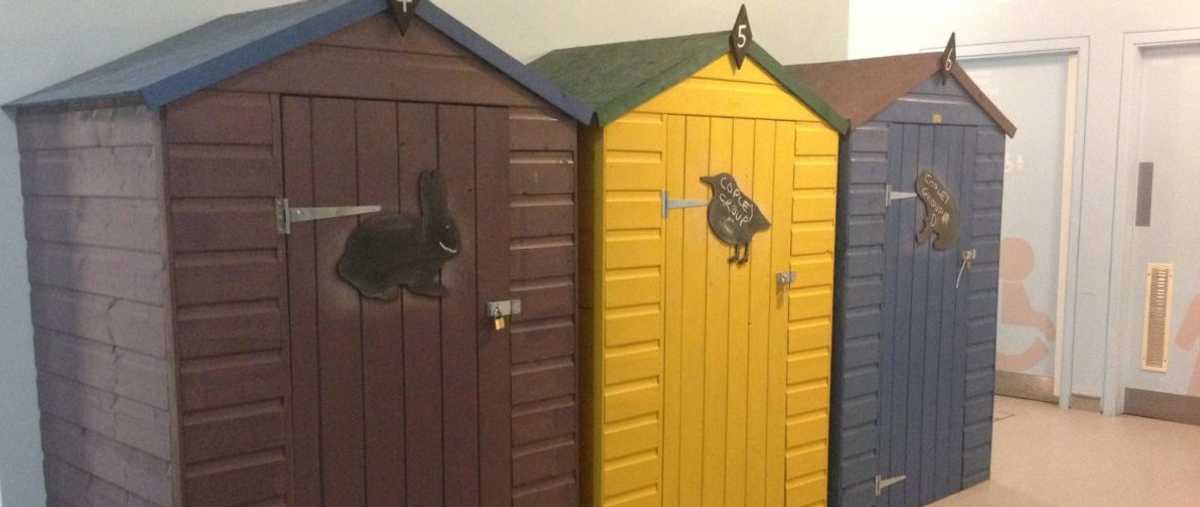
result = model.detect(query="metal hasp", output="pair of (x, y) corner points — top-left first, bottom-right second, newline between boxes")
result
(486, 299), (522, 331)
(275, 198), (382, 235)
(884, 183), (918, 209)
(776, 271), (797, 288)
(661, 191), (707, 218)
(875, 474), (907, 496)
(956, 248), (977, 289)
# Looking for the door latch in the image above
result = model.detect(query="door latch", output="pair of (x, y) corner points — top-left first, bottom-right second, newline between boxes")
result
(486, 299), (522, 331)
(275, 198), (382, 234)
(956, 248), (977, 288)
(875, 474), (907, 496)
(776, 271), (797, 290)
(885, 184), (918, 209)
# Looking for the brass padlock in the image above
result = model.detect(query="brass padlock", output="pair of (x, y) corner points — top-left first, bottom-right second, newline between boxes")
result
(494, 315), (507, 331)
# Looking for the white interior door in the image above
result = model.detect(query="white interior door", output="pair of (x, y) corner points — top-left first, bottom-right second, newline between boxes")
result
(961, 53), (1076, 393)
(1122, 44), (1200, 398)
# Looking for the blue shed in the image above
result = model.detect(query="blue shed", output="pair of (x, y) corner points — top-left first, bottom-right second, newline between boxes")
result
(788, 48), (1016, 507)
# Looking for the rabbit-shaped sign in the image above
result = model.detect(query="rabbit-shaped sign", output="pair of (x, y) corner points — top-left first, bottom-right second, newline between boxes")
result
(338, 169), (461, 300)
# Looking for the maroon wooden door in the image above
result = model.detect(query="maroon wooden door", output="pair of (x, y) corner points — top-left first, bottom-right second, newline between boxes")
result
(280, 96), (517, 506)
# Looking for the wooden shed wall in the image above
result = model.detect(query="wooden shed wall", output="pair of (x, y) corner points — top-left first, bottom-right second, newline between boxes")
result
(17, 106), (179, 506)
(830, 75), (1004, 506)
(162, 15), (578, 506)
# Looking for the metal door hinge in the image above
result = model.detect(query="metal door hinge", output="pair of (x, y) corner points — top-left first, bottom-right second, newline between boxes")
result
(885, 184), (918, 209)
(875, 474), (907, 496)
(275, 198), (382, 235)
(661, 191), (707, 218)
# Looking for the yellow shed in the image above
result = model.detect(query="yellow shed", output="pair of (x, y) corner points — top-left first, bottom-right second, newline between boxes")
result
(532, 26), (849, 507)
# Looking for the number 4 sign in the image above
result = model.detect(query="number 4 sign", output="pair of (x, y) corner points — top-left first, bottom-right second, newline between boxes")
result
(729, 5), (753, 69)
(390, 0), (421, 35)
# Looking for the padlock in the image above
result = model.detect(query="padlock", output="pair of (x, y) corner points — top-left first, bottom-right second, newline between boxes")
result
(494, 315), (507, 331)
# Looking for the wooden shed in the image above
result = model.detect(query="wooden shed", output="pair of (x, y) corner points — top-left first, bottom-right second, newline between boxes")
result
(532, 28), (850, 507)
(788, 48), (1017, 507)
(5, 1), (591, 505)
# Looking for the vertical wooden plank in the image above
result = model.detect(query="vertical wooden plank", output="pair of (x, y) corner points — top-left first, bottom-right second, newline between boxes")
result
(312, 97), (366, 506)
(399, 102), (444, 507)
(890, 123), (918, 507)
(282, 96), (321, 507)
(745, 119), (776, 507)
(724, 118), (755, 506)
(477, 106), (513, 507)
(439, 105), (480, 507)
(877, 123), (904, 507)
(662, 114), (686, 507)
(950, 127), (979, 491)
(356, 100), (405, 507)
(703, 117), (732, 507)
(921, 126), (948, 504)
(904, 124), (932, 507)
(679, 116), (710, 507)
(767, 121), (795, 507)
(309, 97), (364, 507)
(935, 126), (964, 499)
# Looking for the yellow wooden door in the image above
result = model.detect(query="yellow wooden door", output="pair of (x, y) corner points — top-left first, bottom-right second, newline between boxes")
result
(596, 110), (836, 507)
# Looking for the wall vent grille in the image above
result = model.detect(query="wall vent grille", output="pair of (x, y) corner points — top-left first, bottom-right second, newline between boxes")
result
(1141, 263), (1173, 372)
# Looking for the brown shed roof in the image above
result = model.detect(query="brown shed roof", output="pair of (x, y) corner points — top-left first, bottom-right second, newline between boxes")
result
(787, 52), (1016, 137)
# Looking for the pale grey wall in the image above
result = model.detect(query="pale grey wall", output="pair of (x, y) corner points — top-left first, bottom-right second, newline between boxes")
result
(848, 0), (1200, 412)
(0, 1), (848, 505)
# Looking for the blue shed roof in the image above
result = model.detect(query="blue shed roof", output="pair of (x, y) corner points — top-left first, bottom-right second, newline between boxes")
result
(5, 0), (593, 123)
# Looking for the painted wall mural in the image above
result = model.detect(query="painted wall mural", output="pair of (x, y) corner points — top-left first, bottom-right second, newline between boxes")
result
(997, 237), (1055, 373)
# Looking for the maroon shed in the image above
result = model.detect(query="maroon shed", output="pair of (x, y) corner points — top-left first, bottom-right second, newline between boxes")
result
(4, 1), (592, 505)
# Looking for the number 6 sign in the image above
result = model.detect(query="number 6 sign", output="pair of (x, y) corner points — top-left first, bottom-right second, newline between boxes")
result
(729, 5), (753, 69)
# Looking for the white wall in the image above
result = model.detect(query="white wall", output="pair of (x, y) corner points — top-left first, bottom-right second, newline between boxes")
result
(849, 0), (1200, 412)
(0, 1), (848, 505)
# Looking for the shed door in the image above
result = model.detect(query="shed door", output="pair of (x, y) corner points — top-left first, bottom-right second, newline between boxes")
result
(279, 96), (522, 506)
(877, 123), (977, 506)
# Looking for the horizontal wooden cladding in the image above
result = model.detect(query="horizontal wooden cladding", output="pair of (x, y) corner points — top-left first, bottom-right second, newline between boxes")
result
(512, 357), (577, 406)
(165, 92), (274, 145)
(20, 145), (161, 198)
(30, 285), (166, 358)
(42, 415), (174, 506)
(513, 435), (579, 487)
(175, 301), (282, 359)
(35, 328), (170, 409)
(24, 196), (163, 252)
(512, 278), (576, 323)
(168, 144), (278, 197)
(43, 454), (161, 507)
(514, 476), (578, 507)
(511, 151), (576, 195)
(38, 372), (171, 460)
(217, 44), (539, 108)
(17, 106), (159, 150)
(173, 250), (281, 306)
(511, 318), (576, 365)
(512, 194), (576, 238)
(181, 400), (286, 464)
(170, 198), (277, 252)
(510, 108), (578, 152)
(27, 241), (167, 305)
(512, 237), (575, 280)
(178, 352), (288, 411)
(183, 449), (288, 506)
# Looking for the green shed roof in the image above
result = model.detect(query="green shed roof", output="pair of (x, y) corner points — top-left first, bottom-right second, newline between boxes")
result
(529, 32), (849, 133)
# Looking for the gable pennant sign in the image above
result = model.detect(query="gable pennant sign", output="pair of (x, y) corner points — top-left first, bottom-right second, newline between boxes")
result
(729, 5), (753, 69)
(939, 32), (957, 85)
(390, 0), (421, 35)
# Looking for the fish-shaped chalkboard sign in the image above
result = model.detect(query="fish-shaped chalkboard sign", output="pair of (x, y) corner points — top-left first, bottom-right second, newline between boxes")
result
(338, 169), (460, 300)
(701, 173), (770, 264)
(915, 170), (959, 250)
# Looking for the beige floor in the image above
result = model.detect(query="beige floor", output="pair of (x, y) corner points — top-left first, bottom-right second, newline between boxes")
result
(932, 396), (1200, 506)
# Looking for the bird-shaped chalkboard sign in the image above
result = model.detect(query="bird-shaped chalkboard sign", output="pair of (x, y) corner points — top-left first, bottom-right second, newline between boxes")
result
(700, 173), (771, 264)
(338, 169), (461, 300)
(915, 170), (959, 250)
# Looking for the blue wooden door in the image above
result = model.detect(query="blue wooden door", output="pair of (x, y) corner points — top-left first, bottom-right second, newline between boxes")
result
(876, 123), (975, 507)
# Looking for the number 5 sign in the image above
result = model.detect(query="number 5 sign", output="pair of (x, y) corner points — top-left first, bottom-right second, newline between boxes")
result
(729, 5), (753, 69)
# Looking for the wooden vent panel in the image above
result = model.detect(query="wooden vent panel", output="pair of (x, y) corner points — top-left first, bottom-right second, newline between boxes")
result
(1142, 263), (1172, 372)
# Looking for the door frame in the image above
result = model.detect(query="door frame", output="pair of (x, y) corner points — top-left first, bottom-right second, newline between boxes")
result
(1111, 28), (1200, 414)
(927, 37), (1089, 409)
